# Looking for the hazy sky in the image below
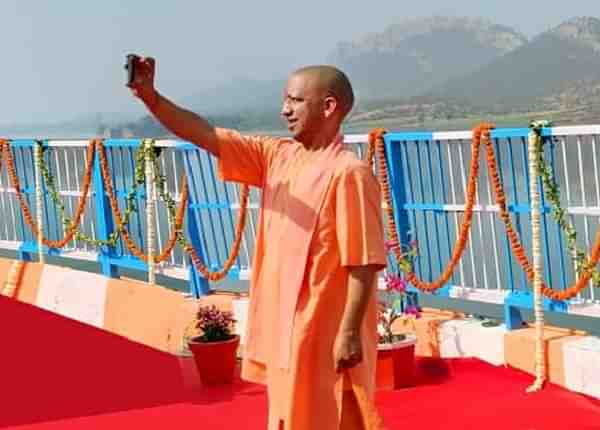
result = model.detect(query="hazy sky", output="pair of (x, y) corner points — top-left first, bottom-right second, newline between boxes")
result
(1, 0), (599, 126)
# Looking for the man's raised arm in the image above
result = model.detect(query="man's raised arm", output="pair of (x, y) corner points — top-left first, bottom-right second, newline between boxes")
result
(128, 56), (220, 157)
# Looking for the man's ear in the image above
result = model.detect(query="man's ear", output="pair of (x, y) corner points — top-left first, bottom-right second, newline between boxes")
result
(323, 96), (338, 118)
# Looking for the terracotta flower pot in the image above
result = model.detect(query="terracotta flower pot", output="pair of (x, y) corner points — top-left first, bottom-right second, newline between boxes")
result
(376, 334), (417, 390)
(188, 335), (240, 385)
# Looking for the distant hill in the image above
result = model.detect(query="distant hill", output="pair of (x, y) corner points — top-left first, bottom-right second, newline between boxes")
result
(429, 17), (600, 108)
(182, 77), (284, 116)
(110, 16), (600, 136)
(328, 16), (527, 100)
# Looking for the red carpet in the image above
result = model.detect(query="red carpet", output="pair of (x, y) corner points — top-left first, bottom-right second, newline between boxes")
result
(1, 296), (599, 429)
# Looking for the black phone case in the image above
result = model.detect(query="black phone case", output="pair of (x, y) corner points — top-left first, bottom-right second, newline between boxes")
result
(125, 55), (137, 87)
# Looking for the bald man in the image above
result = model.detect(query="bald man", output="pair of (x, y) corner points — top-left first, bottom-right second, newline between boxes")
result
(129, 57), (387, 430)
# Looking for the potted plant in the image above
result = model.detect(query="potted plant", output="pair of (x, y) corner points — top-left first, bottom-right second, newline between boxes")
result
(187, 305), (239, 385)
(376, 240), (421, 390)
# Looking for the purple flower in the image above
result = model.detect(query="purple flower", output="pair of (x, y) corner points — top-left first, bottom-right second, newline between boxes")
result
(405, 305), (422, 319)
(384, 273), (406, 293)
(195, 305), (236, 342)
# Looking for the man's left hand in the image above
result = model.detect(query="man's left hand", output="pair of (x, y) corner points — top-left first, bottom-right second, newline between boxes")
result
(334, 330), (363, 373)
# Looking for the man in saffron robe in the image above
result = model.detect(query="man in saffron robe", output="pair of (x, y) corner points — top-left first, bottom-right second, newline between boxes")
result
(129, 56), (387, 429)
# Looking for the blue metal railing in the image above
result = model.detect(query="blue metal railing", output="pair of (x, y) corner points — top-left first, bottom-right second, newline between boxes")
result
(1, 126), (600, 328)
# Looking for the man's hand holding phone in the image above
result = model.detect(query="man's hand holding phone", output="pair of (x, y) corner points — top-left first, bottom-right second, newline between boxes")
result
(125, 54), (158, 108)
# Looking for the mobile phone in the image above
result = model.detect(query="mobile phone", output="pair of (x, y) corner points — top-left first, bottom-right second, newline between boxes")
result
(125, 54), (139, 87)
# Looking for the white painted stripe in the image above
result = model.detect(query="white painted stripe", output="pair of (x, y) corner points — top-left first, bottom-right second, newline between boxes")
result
(568, 302), (600, 318)
(47, 141), (90, 147)
(552, 125), (600, 136)
(0, 240), (22, 250)
(343, 135), (369, 144)
(0, 188), (85, 197)
(433, 131), (471, 140)
(155, 139), (180, 147)
(417, 204), (600, 216)
(59, 249), (99, 261)
(229, 202), (261, 210)
(36, 265), (108, 329)
(449, 286), (509, 304)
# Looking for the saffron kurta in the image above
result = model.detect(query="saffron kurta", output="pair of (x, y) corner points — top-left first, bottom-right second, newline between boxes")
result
(216, 128), (387, 430)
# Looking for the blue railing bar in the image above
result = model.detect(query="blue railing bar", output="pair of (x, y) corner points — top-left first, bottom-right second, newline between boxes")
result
(103, 139), (143, 148)
(91, 147), (118, 277)
(184, 151), (211, 268)
(493, 138), (515, 292)
(425, 140), (443, 278)
(490, 127), (552, 139)
(415, 141), (433, 280)
(385, 132), (434, 142)
(121, 146), (137, 255)
(435, 140), (456, 284)
(538, 137), (554, 288)
(18, 147), (33, 243)
(221, 181), (242, 268)
(42, 144), (59, 243)
(197, 150), (222, 267)
(124, 145), (146, 254)
(401, 141), (423, 278)
(109, 147), (124, 256)
(206, 152), (228, 266)
(18, 241), (62, 257)
(8, 139), (38, 148)
(382, 128), (552, 143)
(518, 136), (531, 291)
(383, 134), (412, 280)
(549, 138), (568, 290)
(189, 154), (208, 255)
(505, 138), (523, 291)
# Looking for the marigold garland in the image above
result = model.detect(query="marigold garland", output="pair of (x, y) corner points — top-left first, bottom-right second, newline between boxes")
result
(484, 127), (600, 301)
(367, 123), (489, 292)
(182, 182), (250, 282)
(97, 139), (249, 281)
(530, 125), (600, 288)
(1, 137), (250, 283)
(96, 140), (186, 264)
(0, 139), (96, 249)
(368, 124), (600, 301)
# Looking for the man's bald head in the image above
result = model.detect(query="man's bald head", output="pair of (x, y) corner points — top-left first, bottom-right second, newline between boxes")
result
(291, 65), (355, 118)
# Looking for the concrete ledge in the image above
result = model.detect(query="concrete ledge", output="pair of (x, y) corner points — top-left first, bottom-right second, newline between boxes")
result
(504, 326), (586, 387)
(563, 336), (600, 399)
(439, 319), (507, 366)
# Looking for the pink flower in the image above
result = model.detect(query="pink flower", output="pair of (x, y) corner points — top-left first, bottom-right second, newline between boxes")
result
(384, 240), (397, 252)
(384, 273), (406, 293)
(405, 305), (421, 319)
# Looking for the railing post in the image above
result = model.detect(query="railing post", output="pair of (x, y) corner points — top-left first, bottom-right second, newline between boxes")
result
(186, 205), (211, 298)
(16, 140), (61, 262)
(178, 144), (210, 298)
(383, 135), (429, 302)
(93, 146), (119, 278)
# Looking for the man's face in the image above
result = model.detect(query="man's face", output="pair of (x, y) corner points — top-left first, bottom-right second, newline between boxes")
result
(281, 73), (326, 142)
